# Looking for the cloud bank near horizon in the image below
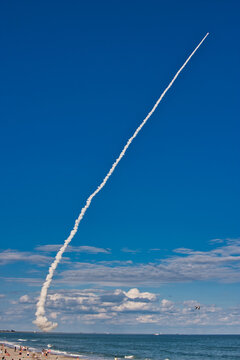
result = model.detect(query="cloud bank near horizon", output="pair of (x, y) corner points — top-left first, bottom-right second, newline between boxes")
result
(1, 287), (240, 332)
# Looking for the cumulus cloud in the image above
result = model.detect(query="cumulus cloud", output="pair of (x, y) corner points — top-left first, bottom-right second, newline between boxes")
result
(0, 288), (156, 328)
(41, 288), (157, 318)
(161, 299), (174, 308)
(112, 300), (152, 312)
(134, 299), (240, 328)
(124, 288), (156, 301)
(19, 295), (31, 303)
(5, 287), (240, 331)
(1, 239), (240, 332)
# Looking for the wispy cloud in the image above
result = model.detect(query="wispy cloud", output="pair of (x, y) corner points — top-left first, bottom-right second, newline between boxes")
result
(121, 247), (140, 254)
(2, 240), (240, 287)
(0, 276), (43, 286)
(0, 250), (53, 265)
(36, 244), (111, 254)
(55, 239), (240, 286)
(0, 245), (110, 266)
(209, 238), (225, 244)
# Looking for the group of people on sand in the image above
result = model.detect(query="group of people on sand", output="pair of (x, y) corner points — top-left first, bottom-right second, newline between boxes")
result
(1, 343), (30, 360)
(41, 349), (52, 358)
(0, 344), (54, 360)
(1, 344), (10, 358)
(16, 346), (30, 357)
(0, 345), (86, 360)
(1, 344), (10, 360)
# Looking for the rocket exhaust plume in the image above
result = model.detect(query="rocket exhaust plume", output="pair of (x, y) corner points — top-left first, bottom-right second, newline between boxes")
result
(34, 33), (209, 331)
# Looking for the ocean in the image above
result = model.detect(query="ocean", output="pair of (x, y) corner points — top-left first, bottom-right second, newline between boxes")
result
(1, 332), (240, 360)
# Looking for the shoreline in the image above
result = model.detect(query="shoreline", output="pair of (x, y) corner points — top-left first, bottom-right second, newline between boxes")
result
(0, 343), (87, 360)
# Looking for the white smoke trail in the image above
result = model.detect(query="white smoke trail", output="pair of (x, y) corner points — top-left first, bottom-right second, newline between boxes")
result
(34, 33), (209, 331)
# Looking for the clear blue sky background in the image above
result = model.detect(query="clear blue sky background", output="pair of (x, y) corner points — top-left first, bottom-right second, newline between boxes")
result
(0, 0), (239, 333)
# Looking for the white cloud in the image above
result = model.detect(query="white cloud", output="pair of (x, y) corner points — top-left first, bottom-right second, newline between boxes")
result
(0, 276), (43, 286)
(49, 312), (58, 319)
(124, 288), (156, 301)
(161, 299), (173, 308)
(2, 240), (240, 286)
(121, 247), (140, 254)
(112, 301), (151, 312)
(0, 250), (53, 265)
(19, 295), (31, 303)
(83, 313), (112, 320)
(209, 238), (225, 244)
(35, 244), (111, 254)
(2, 287), (240, 332)
(55, 239), (240, 286)
(2, 240), (240, 289)
(136, 315), (158, 323)
(38, 288), (157, 316)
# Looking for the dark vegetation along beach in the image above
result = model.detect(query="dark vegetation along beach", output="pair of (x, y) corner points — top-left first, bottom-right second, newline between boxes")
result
(1, 332), (240, 360)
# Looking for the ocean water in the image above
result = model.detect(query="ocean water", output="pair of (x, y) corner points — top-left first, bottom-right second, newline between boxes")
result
(1, 332), (240, 360)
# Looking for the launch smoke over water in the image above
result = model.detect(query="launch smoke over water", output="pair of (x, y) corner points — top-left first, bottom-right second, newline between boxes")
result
(34, 33), (209, 332)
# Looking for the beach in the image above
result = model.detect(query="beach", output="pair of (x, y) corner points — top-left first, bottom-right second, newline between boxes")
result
(1, 344), (87, 360)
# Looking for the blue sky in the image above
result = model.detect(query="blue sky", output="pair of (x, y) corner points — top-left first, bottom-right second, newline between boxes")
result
(0, 0), (240, 333)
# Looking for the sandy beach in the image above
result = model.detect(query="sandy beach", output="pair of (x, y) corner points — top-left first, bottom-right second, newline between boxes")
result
(0, 344), (87, 360)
